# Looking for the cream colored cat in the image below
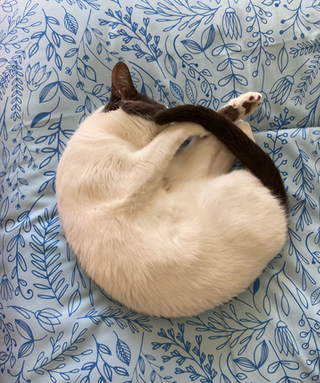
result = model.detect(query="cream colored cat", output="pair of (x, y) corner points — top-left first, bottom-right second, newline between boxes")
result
(56, 62), (288, 317)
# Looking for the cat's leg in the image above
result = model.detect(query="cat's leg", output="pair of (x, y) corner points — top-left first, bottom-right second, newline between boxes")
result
(125, 122), (210, 202)
(166, 120), (255, 185)
(218, 92), (262, 122)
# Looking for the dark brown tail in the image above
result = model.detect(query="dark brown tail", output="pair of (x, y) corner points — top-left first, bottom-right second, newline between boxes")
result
(154, 105), (288, 211)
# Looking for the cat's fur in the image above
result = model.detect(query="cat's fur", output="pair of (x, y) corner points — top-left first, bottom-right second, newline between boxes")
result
(56, 62), (288, 317)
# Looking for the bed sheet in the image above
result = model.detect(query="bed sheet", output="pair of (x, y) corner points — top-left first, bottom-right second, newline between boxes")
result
(1, 0), (320, 382)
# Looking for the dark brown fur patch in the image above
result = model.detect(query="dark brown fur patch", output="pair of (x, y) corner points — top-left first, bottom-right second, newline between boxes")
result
(103, 62), (166, 119)
(154, 105), (288, 211)
(217, 105), (240, 122)
(120, 100), (166, 120)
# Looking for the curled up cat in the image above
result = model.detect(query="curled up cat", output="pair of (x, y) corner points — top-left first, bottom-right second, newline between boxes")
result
(56, 62), (288, 317)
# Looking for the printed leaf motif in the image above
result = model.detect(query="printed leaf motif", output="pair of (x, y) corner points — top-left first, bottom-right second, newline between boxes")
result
(138, 356), (145, 374)
(98, 343), (111, 355)
(0, 197), (9, 221)
(165, 53), (178, 78)
(185, 78), (197, 104)
(201, 25), (215, 50)
(113, 366), (129, 376)
(103, 362), (112, 381)
(68, 287), (81, 316)
(18, 340), (35, 358)
(93, 84), (103, 95)
(59, 81), (78, 100)
(84, 66), (97, 82)
(2, 142), (10, 169)
(233, 357), (256, 372)
(278, 41), (289, 73)
(15, 319), (34, 340)
(253, 278), (260, 295)
(64, 11), (78, 35)
(254, 341), (269, 369)
(29, 42), (39, 58)
(115, 332), (131, 366)
(170, 81), (184, 101)
(281, 294), (290, 316)
(296, 287), (308, 309)
(65, 48), (79, 58)
(311, 287), (320, 306)
(31, 112), (51, 129)
(39, 83), (59, 103)
(181, 39), (203, 54)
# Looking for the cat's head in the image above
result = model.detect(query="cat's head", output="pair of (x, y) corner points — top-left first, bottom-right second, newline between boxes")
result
(104, 62), (166, 119)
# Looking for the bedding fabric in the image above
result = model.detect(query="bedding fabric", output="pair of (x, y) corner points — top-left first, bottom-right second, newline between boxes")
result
(1, 0), (320, 382)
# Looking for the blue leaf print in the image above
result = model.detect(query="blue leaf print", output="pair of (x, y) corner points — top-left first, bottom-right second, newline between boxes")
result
(170, 81), (184, 102)
(61, 34), (76, 44)
(165, 53), (178, 78)
(0, 196), (9, 222)
(15, 319), (33, 340)
(84, 65), (97, 82)
(113, 366), (129, 376)
(18, 340), (34, 358)
(185, 78), (197, 104)
(68, 284), (81, 317)
(98, 343), (112, 355)
(218, 59), (230, 72)
(92, 84), (104, 96)
(182, 53), (193, 61)
(138, 355), (145, 374)
(39, 81), (78, 103)
(34, 308), (62, 333)
(212, 44), (224, 56)
(233, 357), (256, 372)
(10, 308), (30, 321)
(278, 41), (289, 74)
(39, 83), (59, 103)
(59, 81), (79, 100)
(296, 287), (308, 309)
(263, 294), (271, 315)
(63, 8), (78, 36)
(64, 48), (79, 58)
(253, 278), (260, 295)
(29, 42), (40, 58)
(254, 341), (269, 369)
(82, 361), (95, 371)
(52, 32), (61, 48)
(181, 39), (203, 54)
(114, 331), (131, 366)
(46, 15), (60, 26)
(201, 25), (215, 50)
(311, 287), (320, 306)
(221, 374), (231, 383)
(281, 294), (290, 316)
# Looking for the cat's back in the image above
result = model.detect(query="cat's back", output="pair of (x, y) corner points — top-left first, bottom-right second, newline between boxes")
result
(56, 108), (138, 199)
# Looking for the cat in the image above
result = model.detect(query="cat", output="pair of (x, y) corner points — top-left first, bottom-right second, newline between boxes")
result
(56, 62), (288, 317)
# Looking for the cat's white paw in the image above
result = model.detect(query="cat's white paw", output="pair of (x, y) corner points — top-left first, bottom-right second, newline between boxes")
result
(227, 92), (262, 120)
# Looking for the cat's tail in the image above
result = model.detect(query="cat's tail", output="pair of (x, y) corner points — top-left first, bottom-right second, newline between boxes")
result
(154, 105), (288, 212)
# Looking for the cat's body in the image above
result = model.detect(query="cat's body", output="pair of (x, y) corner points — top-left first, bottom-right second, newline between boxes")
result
(56, 62), (288, 317)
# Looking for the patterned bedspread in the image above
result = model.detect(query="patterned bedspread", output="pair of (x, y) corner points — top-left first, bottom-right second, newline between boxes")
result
(1, 0), (320, 382)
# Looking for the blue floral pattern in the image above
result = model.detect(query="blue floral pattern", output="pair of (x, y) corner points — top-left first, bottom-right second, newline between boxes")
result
(1, 0), (320, 382)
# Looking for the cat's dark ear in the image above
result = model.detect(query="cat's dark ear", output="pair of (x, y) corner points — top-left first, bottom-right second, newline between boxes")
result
(111, 62), (137, 100)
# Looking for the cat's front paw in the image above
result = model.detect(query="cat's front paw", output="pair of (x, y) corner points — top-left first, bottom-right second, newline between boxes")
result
(227, 92), (262, 120)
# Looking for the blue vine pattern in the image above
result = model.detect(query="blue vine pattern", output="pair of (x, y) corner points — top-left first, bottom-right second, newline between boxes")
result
(1, 0), (320, 382)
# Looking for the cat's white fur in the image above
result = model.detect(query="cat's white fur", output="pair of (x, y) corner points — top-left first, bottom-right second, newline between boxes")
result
(56, 87), (287, 317)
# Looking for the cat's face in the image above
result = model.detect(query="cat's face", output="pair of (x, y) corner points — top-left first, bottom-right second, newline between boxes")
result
(104, 62), (166, 120)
